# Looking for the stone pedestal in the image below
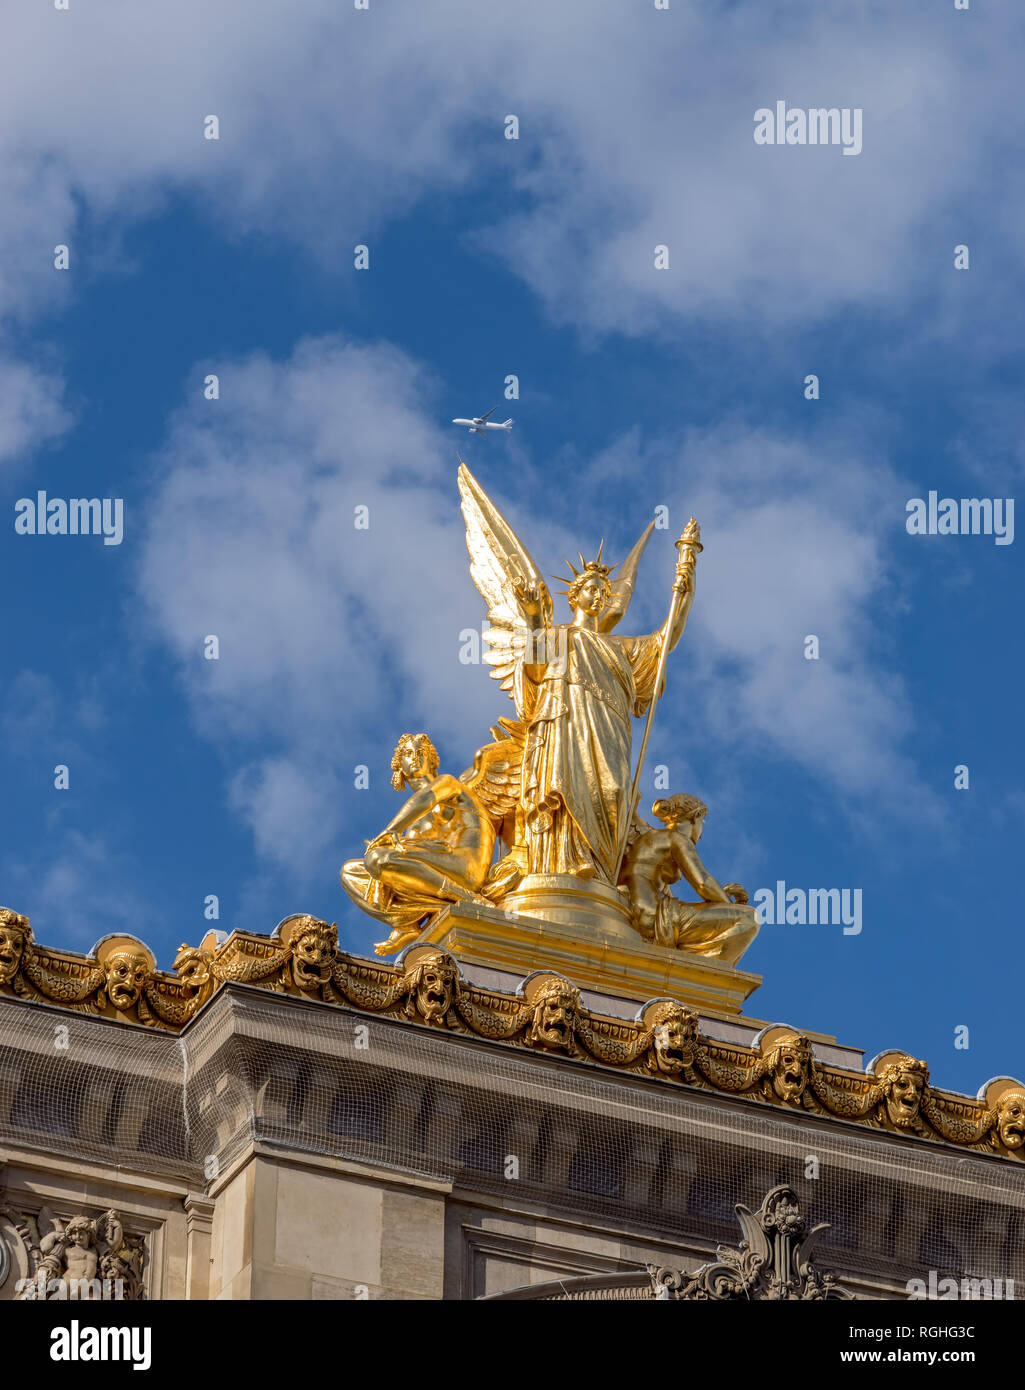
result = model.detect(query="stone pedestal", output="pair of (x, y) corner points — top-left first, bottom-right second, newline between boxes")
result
(418, 896), (762, 1015)
(500, 873), (636, 937)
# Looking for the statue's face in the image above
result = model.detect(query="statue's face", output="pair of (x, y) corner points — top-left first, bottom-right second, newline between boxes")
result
(397, 738), (435, 783)
(771, 1035), (813, 1102)
(533, 986), (578, 1048)
(652, 1008), (698, 1073)
(66, 1221), (92, 1248)
(996, 1092), (1025, 1150)
(415, 954), (458, 1020)
(572, 575), (610, 617)
(687, 813), (705, 845)
(104, 953), (150, 1009)
(884, 1065), (925, 1127)
(398, 743), (422, 781)
(292, 922), (336, 989)
(0, 923), (26, 983)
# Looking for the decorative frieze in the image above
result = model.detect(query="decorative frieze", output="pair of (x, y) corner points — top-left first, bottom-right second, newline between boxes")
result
(1, 906), (1022, 1161)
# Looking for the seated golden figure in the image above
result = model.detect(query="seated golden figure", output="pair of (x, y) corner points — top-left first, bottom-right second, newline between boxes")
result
(341, 731), (520, 957)
(622, 793), (759, 966)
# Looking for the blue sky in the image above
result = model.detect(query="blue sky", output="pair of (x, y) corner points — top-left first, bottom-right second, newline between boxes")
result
(2, 0), (1022, 1096)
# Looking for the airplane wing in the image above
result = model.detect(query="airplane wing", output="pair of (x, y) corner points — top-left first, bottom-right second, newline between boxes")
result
(477, 405), (499, 423)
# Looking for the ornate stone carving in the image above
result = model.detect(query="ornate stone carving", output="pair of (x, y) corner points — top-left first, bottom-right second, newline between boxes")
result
(994, 1087), (1025, 1150)
(0, 1221), (10, 1291)
(284, 915), (339, 998)
(526, 977), (581, 1055)
(641, 1000), (700, 1077)
(139, 943), (215, 1026)
(6, 1205), (145, 1301)
(403, 950), (460, 1026)
(0, 912), (208, 1029)
(0, 908), (30, 985)
(761, 1028), (816, 1106)
(2, 904), (1022, 1161)
(876, 1053), (929, 1133)
(649, 1185), (854, 1301)
(95, 936), (155, 1013)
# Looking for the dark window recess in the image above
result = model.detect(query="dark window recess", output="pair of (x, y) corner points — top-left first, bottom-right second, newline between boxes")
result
(568, 1138), (624, 1199)
(456, 1126), (504, 1174)
(11, 1074), (80, 1137)
(685, 1175), (736, 1223)
(328, 1083), (386, 1141)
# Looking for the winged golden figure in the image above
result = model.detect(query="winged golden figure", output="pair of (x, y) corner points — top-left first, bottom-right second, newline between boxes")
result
(458, 462), (697, 885)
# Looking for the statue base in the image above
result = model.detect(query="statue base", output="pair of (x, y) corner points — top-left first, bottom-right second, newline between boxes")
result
(418, 891), (762, 1016)
(499, 873), (637, 938)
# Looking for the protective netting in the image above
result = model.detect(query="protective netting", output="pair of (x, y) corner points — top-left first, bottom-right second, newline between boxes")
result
(2, 985), (1023, 1294)
(0, 997), (190, 1178)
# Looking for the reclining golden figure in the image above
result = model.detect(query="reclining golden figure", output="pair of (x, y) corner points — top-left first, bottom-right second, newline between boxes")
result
(341, 729), (522, 956)
(622, 793), (759, 965)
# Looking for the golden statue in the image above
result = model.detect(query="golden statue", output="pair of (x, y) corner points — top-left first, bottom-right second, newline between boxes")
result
(622, 794), (760, 965)
(341, 462), (759, 971)
(458, 462), (700, 886)
(341, 728), (522, 956)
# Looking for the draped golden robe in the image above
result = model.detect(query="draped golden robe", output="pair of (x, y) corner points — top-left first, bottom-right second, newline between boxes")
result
(515, 624), (664, 881)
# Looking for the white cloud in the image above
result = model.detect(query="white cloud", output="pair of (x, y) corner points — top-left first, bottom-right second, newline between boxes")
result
(0, 352), (72, 475)
(136, 335), (511, 873)
(0, 1), (1020, 338)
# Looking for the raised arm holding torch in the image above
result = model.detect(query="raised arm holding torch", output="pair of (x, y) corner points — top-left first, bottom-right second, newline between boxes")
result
(612, 519), (703, 885)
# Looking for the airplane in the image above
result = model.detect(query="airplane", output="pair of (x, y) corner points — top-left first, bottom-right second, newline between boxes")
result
(452, 405), (514, 436)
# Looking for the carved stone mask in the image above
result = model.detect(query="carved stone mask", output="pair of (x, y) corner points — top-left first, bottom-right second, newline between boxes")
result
(651, 1007), (698, 1073)
(414, 954), (458, 1021)
(104, 952), (150, 1010)
(531, 984), (578, 1048)
(0, 918), (28, 984)
(770, 1034), (813, 1101)
(995, 1092), (1025, 1150)
(291, 922), (337, 989)
(881, 1059), (927, 1127)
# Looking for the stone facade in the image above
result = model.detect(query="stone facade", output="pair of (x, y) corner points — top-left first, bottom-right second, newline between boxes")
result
(2, 970), (1022, 1301)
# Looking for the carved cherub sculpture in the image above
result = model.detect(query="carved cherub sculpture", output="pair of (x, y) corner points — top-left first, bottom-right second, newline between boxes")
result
(28, 1208), (127, 1298)
(342, 730), (522, 957)
(621, 794), (759, 965)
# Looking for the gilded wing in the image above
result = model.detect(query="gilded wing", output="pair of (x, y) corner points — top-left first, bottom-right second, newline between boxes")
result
(459, 718), (525, 826)
(458, 462), (553, 696)
(599, 519), (655, 632)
